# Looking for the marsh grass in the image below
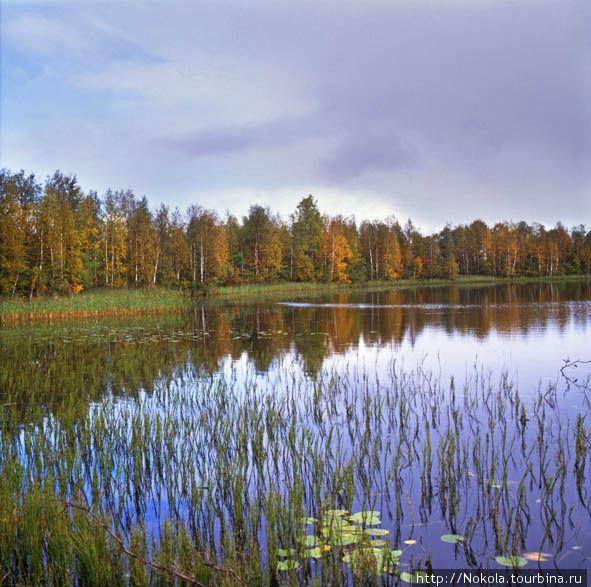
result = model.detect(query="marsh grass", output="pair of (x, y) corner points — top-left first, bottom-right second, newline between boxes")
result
(0, 349), (589, 585)
(0, 288), (188, 324)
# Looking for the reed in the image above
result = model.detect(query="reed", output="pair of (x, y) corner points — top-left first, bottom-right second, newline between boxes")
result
(0, 288), (188, 324)
(0, 338), (588, 584)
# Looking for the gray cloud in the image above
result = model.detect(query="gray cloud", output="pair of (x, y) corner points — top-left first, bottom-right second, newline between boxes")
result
(321, 131), (417, 181)
(162, 115), (325, 158)
(2, 0), (590, 228)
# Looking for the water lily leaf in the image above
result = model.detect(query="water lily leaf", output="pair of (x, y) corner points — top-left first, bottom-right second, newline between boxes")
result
(341, 524), (364, 533)
(308, 546), (331, 558)
(323, 523), (349, 532)
(322, 517), (351, 530)
(400, 571), (429, 583)
(298, 517), (317, 525)
(349, 511), (381, 525)
(404, 539), (417, 545)
(329, 532), (362, 546)
(277, 548), (297, 557)
(522, 552), (551, 562)
(369, 539), (388, 547)
(276, 559), (300, 571)
(440, 534), (465, 544)
(343, 547), (393, 572)
(299, 535), (321, 547)
(320, 519), (363, 536)
(325, 509), (349, 516)
(364, 528), (390, 536)
(495, 555), (527, 567)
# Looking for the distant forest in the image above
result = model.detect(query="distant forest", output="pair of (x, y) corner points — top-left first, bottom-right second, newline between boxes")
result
(1, 168), (590, 297)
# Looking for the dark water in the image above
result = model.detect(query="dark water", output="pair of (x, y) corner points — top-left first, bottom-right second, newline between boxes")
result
(2, 280), (591, 578)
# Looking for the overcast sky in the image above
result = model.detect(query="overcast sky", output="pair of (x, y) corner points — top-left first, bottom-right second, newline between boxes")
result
(2, 0), (590, 232)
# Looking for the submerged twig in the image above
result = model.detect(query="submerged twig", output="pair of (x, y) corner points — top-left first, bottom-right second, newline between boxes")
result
(560, 359), (591, 389)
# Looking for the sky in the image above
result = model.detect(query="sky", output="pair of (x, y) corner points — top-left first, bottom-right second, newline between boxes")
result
(2, 0), (590, 233)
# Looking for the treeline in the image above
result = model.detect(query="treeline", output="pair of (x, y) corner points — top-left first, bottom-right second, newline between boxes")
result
(1, 168), (591, 296)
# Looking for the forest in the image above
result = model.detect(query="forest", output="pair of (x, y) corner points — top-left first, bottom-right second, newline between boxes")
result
(1, 168), (590, 297)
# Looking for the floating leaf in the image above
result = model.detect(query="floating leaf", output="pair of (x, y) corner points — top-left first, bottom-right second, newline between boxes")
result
(329, 532), (362, 546)
(322, 517), (351, 530)
(339, 533), (362, 546)
(522, 552), (551, 562)
(298, 517), (317, 525)
(571, 546), (582, 550)
(321, 526), (340, 539)
(325, 509), (349, 516)
(299, 535), (321, 547)
(484, 477), (505, 489)
(276, 559), (300, 571)
(400, 571), (429, 583)
(343, 547), (393, 572)
(495, 555), (527, 567)
(364, 528), (390, 536)
(349, 511), (381, 525)
(341, 524), (364, 533)
(277, 548), (297, 557)
(440, 534), (465, 544)
(369, 539), (388, 547)
(308, 546), (331, 559)
(404, 539), (417, 545)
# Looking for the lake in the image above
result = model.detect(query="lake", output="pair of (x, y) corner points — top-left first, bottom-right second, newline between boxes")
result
(1, 280), (590, 583)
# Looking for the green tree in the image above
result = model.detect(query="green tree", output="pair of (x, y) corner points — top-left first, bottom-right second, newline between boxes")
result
(292, 195), (323, 281)
(321, 215), (353, 283)
(241, 205), (278, 281)
(187, 207), (229, 285)
(0, 176), (27, 294)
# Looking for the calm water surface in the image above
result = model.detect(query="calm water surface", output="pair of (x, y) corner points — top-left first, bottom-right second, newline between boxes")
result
(2, 280), (591, 579)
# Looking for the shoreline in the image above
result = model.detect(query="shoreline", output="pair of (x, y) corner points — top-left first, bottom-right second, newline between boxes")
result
(1, 274), (590, 324)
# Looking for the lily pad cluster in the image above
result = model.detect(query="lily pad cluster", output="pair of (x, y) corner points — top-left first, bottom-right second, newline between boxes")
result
(276, 509), (403, 573)
(277, 516), (543, 576)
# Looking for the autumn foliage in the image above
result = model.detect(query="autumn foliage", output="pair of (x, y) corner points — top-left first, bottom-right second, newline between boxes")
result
(1, 169), (590, 297)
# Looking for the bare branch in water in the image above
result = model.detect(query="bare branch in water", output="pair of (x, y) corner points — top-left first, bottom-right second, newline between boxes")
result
(560, 359), (591, 389)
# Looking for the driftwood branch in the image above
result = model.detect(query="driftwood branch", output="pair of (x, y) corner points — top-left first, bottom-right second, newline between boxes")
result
(53, 499), (246, 586)
(560, 359), (591, 388)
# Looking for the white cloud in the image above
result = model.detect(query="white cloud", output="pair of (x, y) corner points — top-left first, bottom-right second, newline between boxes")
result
(75, 56), (315, 129)
(2, 0), (590, 229)
(4, 13), (93, 54)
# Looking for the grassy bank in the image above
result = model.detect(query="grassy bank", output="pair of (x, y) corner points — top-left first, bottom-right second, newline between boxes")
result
(213, 273), (591, 300)
(1, 274), (589, 323)
(0, 288), (188, 324)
